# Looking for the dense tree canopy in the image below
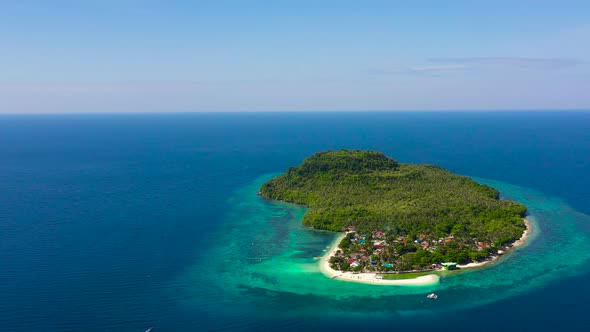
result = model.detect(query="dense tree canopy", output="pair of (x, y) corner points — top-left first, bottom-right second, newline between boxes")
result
(260, 150), (527, 269)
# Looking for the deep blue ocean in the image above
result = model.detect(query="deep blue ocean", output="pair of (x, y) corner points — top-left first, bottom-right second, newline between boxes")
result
(1, 112), (589, 331)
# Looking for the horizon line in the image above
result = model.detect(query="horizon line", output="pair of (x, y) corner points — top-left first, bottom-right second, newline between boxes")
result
(1, 109), (590, 116)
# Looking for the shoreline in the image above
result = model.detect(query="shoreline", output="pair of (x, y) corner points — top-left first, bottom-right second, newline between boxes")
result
(457, 217), (531, 269)
(318, 217), (531, 284)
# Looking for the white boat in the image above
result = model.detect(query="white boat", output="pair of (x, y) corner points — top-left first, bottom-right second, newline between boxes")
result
(145, 327), (154, 332)
(426, 293), (438, 299)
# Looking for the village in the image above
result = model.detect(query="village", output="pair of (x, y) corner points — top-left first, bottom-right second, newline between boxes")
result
(327, 225), (498, 273)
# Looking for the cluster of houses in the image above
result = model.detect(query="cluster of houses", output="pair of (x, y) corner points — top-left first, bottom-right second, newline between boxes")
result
(331, 225), (491, 272)
(345, 224), (457, 251)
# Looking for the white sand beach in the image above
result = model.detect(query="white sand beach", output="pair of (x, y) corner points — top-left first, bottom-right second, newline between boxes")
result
(512, 217), (532, 248)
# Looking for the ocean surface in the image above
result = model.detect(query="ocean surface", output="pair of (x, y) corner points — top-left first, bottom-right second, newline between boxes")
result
(1, 111), (589, 331)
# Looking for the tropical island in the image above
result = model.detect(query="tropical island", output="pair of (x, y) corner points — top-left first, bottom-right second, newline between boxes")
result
(259, 150), (529, 283)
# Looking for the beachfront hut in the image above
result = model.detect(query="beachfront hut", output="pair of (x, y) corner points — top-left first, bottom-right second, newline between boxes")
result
(441, 262), (457, 270)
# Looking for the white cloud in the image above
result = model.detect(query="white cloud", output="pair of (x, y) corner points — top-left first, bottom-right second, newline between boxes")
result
(428, 57), (584, 69)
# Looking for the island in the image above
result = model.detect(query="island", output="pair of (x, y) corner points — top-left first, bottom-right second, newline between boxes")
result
(259, 150), (529, 284)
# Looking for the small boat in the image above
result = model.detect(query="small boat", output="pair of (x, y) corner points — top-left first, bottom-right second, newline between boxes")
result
(145, 327), (154, 332)
(426, 293), (438, 299)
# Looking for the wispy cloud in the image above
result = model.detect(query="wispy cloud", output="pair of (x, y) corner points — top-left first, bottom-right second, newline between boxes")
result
(406, 64), (469, 73)
(428, 57), (584, 69)
(368, 64), (468, 76)
(368, 56), (585, 77)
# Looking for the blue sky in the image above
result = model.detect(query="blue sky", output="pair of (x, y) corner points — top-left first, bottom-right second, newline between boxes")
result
(1, 0), (589, 113)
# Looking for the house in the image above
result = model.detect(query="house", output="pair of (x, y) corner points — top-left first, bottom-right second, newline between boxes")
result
(350, 261), (360, 268)
(476, 241), (491, 252)
(347, 259), (356, 264)
(441, 262), (457, 270)
(375, 231), (384, 238)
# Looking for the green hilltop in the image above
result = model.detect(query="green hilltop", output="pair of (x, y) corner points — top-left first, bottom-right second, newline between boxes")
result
(259, 150), (527, 269)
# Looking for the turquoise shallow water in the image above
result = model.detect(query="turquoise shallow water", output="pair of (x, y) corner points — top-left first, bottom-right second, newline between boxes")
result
(179, 173), (590, 316)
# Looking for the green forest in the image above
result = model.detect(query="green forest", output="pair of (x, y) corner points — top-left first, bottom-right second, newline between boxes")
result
(259, 150), (527, 270)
